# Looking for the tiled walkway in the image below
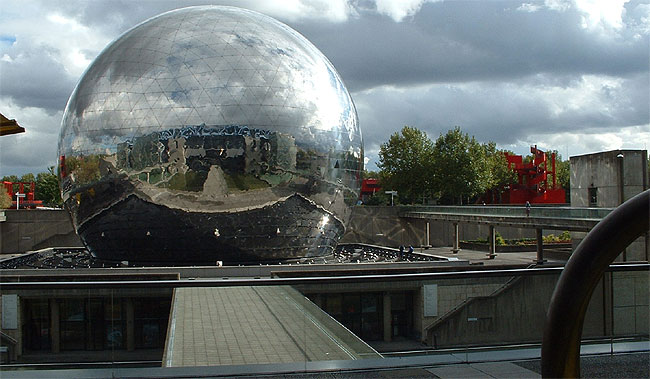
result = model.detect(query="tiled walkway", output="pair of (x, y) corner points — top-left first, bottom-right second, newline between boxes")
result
(164, 286), (380, 367)
(427, 362), (540, 378)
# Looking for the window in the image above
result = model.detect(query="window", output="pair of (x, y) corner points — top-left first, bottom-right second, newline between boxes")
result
(588, 187), (598, 207)
(60, 299), (86, 350)
(104, 299), (125, 349)
(23, 300), (50, 351)
(133, 298), (171, 349)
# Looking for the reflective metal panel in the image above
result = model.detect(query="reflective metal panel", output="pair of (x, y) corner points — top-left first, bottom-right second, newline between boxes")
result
(58, 6), (363, 263)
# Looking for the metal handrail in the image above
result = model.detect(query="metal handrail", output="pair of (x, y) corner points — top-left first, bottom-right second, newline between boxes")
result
(541, 189), (649, 378)
(1, 264), (648, 291)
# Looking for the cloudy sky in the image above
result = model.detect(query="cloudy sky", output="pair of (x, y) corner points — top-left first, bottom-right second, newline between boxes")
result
(1, 0), (648, 175)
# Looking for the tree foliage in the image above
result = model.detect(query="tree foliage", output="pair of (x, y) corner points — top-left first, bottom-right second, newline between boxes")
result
(0, 190), (11, 208)
(432, 127), (501, 204)
(378, 126), (435, 204)
(554, 153), (569, 190)
(483, 143), (516, 189)
(36, 167), (63, 206)
(376, 126), (514, 205)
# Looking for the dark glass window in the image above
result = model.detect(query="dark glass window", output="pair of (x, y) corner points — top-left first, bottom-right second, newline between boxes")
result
(104, 299), (125, 349)
(324, 294), (342, 316)
(133, 298), (171, 349)
(60, 299), (86, 350)
(23, 300), (50, 351)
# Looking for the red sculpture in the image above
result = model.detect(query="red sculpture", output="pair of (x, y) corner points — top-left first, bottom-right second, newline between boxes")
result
(483, 145), (566, 204)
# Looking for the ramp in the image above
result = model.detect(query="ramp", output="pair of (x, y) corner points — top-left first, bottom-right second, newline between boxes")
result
(163, 286), (381, 367)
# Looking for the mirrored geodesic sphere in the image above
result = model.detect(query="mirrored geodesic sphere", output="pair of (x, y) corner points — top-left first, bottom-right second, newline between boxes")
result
(58, 6), (363, 264)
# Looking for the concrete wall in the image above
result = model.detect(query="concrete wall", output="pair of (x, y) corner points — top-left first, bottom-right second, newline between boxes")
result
(341, 206), (538, 249)
(424, 274), (614, 347)
(0, 210), (83, 255)
(570, 149), (649, 262)
(570, 149), (648, 207)
(612, 271), (649, 335)
(298, 268), (647, 346)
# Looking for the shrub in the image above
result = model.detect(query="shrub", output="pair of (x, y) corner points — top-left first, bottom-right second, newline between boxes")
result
(495, 231), (506, 246)
(0, 191), (12, 209)
(543, 234), (561, 243)
(558, 230), (571, 242)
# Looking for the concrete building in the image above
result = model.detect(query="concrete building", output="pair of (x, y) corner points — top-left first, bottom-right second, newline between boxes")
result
(1, 248), (647, 367)
(570, 149), (648, 207)
(570, 149), (649, 261)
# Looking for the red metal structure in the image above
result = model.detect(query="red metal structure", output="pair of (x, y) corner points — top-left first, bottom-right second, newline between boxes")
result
(2, 181), (43, 209)
(360, 178), (381, 203)
(484, 146), (565, 204)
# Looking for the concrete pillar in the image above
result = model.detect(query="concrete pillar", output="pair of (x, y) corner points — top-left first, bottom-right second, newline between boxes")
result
(126, 298), (135, 351)
(487, 225), (496, 259)
(425, 222), (430, 247)
(602, 273), (613, 336)
(50, 299), (60, 353)
(452, 223), (460, 254)
(617, 153), (627, 261)
(383, 292), (392, 342)
(536, 228), (545, 264)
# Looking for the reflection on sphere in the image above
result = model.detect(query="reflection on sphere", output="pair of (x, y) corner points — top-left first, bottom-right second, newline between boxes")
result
(58, 6), (363, 263)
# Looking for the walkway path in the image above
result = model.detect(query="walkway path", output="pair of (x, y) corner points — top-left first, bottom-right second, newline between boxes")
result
(163, 285), (380, 367)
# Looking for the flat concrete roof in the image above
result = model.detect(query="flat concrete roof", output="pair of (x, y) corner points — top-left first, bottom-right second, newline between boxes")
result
(163, 285), (381, 367)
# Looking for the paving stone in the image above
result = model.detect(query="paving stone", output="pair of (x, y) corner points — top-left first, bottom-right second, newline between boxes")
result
(165, 286), (380, 367)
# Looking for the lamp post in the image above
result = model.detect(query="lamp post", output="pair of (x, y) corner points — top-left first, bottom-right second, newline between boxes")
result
(15, 192), (25, 210)
(385, 190), (397, 206)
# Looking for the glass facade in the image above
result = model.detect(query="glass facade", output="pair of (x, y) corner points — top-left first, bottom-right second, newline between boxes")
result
(7, 267), (648, 373)
(23, 300), (50, 351)
(21, 297), (171, 354)
(316, 291), (414, 342)
(58, 6), (363, 263)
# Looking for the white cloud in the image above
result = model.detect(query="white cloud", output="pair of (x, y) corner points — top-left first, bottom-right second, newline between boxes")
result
(0, 97), (63, 175)
(249, 0), (356, 23)
(574, 0), (629, 30)
(374, 0), (439, 22)
(520, 125), (650, 158)
(527, 0), (635, 36)
(517, 1), (632, 33)
(354, 70), (648, 170)
(544, 0), (572, 12)
(0, 3), (111, 80)
(517, 3), (543, 13)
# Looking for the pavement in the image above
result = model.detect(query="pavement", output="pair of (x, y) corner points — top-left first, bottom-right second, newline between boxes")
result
(416, 246), (564, 266)
(426, 362), (540, 378)
(163, 286), (380, 367)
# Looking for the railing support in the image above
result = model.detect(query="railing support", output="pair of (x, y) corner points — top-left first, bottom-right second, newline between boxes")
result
(535, 228), (545, 264)
(486, 225), (496, 259)
(452, 223), (460, 254)
(541, 189), (649, 378)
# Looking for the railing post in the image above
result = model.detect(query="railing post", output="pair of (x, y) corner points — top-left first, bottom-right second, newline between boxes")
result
(486, 225), (496, 259)
(536, 228), (545, 264)
(452, 223), (459, 254)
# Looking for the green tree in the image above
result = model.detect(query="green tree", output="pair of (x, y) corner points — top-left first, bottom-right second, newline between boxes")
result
(554, 153), (569, 190)
(2, 175), (19, 183)
(483, 143), (516, 193)
(432, 127), (486, 204)
(362, 170), (380, 179)
(378, 126), (435, 204)
(19, 173), (35, 183)
(35, 167), (62, 206)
